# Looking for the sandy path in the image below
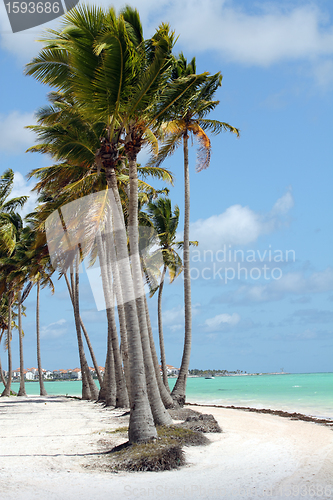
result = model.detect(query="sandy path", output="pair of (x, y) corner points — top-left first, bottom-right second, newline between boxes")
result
(0, 396), (332, 500)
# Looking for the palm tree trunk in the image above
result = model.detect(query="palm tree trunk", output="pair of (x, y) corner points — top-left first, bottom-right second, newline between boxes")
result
(158, 264), (170, 391)
(96, 230), (129, 407)
(144, 294), (175, 408)
(128, 156), (172, 426)
(70, 260), (93, 400)
(98, 342), (116, 406)
(85, 362), (99, 400)
(36, 281), (47, 396)
(171, 132), (191, 406)
(1, 296), (12, 397)
(105, 213), (131, 402)
(64, 274), (103, 386)
(17, 291), (27, 397)
(80, 320), (103, 387)
(0, 349), (6, 386)
(0, 330), (6, 386)
(105, 165), (156, 443)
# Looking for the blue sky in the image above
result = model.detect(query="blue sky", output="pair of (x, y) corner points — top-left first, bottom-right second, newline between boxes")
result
(0, 0), (332, 374)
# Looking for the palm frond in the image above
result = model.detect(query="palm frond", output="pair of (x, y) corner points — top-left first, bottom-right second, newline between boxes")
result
(199, 118), (240, 137)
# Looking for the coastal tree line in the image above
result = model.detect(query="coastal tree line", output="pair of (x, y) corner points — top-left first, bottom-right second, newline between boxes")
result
(0, 4), (238, 443)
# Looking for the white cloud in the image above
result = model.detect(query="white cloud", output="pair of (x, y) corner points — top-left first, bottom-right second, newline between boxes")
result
(0, 111), (35, 154)
(11, 171), (38, 217)
(204, 312), (240, 332)
(2, 0), (333, 71)
(41, 318), (67, 338)
(271, 187), (294, 215)
(190, 188), (294, 250)
(162, 303), (200, 331)
(169, 1), (333, 67)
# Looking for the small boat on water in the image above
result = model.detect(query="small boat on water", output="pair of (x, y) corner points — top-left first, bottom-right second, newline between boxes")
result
(205, 375), (215, 379)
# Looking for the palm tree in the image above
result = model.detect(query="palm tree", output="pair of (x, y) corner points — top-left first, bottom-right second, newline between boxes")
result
(150, 55), (239, 405)
(147, 197), (183, 389)
(0, 250), (28, 398)
(0, 170), (28, 397)
(0, 313), (7, 386)
(27, 93), (174, 408)
(25, 5), (209, 440)
(35, 279), (48, 396)
(25, 8), (155, 440)
(5, 224), (53, 397)
(147, 197), (198, 391)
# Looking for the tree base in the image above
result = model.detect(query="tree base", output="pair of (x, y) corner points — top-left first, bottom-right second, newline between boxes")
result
(171, 393), (186, 407)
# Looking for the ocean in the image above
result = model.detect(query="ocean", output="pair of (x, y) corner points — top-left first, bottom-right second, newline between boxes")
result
(1, 372), (332, 419)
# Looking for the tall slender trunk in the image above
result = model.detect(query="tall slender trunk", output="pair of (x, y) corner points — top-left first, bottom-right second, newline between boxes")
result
(0, 330), (6, 386)
(86, 363), (99, 400)
(128, 156), (172, 426)
(1, 297), (12, 397)
(80, 320), (103, 387)
(17, 291), (27, 397)
(0, 341), (6, 386)
(70, 259), (97, 400)
(64, 274), (103, 386)
(36, 281), (47, 396)
(158, 264), (169, 390)
(105, 165), (156, 443)
(98, 343), (116, 406)
(105, 213), (131, 402)
(144, 294), (174, 408)
(77, 260), (99, 400)
(171, 132), (191, 406)
(96, 230), (129, 407)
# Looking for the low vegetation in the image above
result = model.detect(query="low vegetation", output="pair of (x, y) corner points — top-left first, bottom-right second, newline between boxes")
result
(104, 424), (210, 472)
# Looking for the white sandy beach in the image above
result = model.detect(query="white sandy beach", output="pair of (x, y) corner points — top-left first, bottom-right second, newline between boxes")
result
(0, 395), (332, 500)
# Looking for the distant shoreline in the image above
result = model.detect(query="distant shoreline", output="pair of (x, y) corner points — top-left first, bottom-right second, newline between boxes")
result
(187, 372), (290, 377)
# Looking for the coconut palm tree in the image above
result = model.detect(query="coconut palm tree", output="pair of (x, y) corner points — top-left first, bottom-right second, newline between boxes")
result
(0, 170), (28, 397)
(4, 224), (53, 397)
(0, 312), (7, 386)
(149, 55), (239, 405)
(27, 93), (174, 408)
(25, 230), (53, 397)
(147, 197), (198, 390)
(147, 197), (183, 389)
(25, 5), (208, 440)
(0, 251), (28, 398)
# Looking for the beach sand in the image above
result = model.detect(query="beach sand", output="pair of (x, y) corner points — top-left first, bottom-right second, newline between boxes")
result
(0, 395), (332, 500)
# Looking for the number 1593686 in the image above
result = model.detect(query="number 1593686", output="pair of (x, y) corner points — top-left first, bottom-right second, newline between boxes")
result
(5, 2), (60, 14)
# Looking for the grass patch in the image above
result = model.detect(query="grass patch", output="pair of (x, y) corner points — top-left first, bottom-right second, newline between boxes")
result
(105, 425), (209, 472)
(108, 426), (128, 434)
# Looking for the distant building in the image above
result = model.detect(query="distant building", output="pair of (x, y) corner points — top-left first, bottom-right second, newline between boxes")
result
(43, 370), (53, 380)
(53, 369), (70, 379)
(70, 368), (82, 380)
(166, 365), (180, 376)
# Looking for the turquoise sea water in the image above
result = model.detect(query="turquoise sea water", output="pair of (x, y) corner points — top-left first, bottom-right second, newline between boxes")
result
(1, 373), (332, 419)
(170, 373), (333, 419)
